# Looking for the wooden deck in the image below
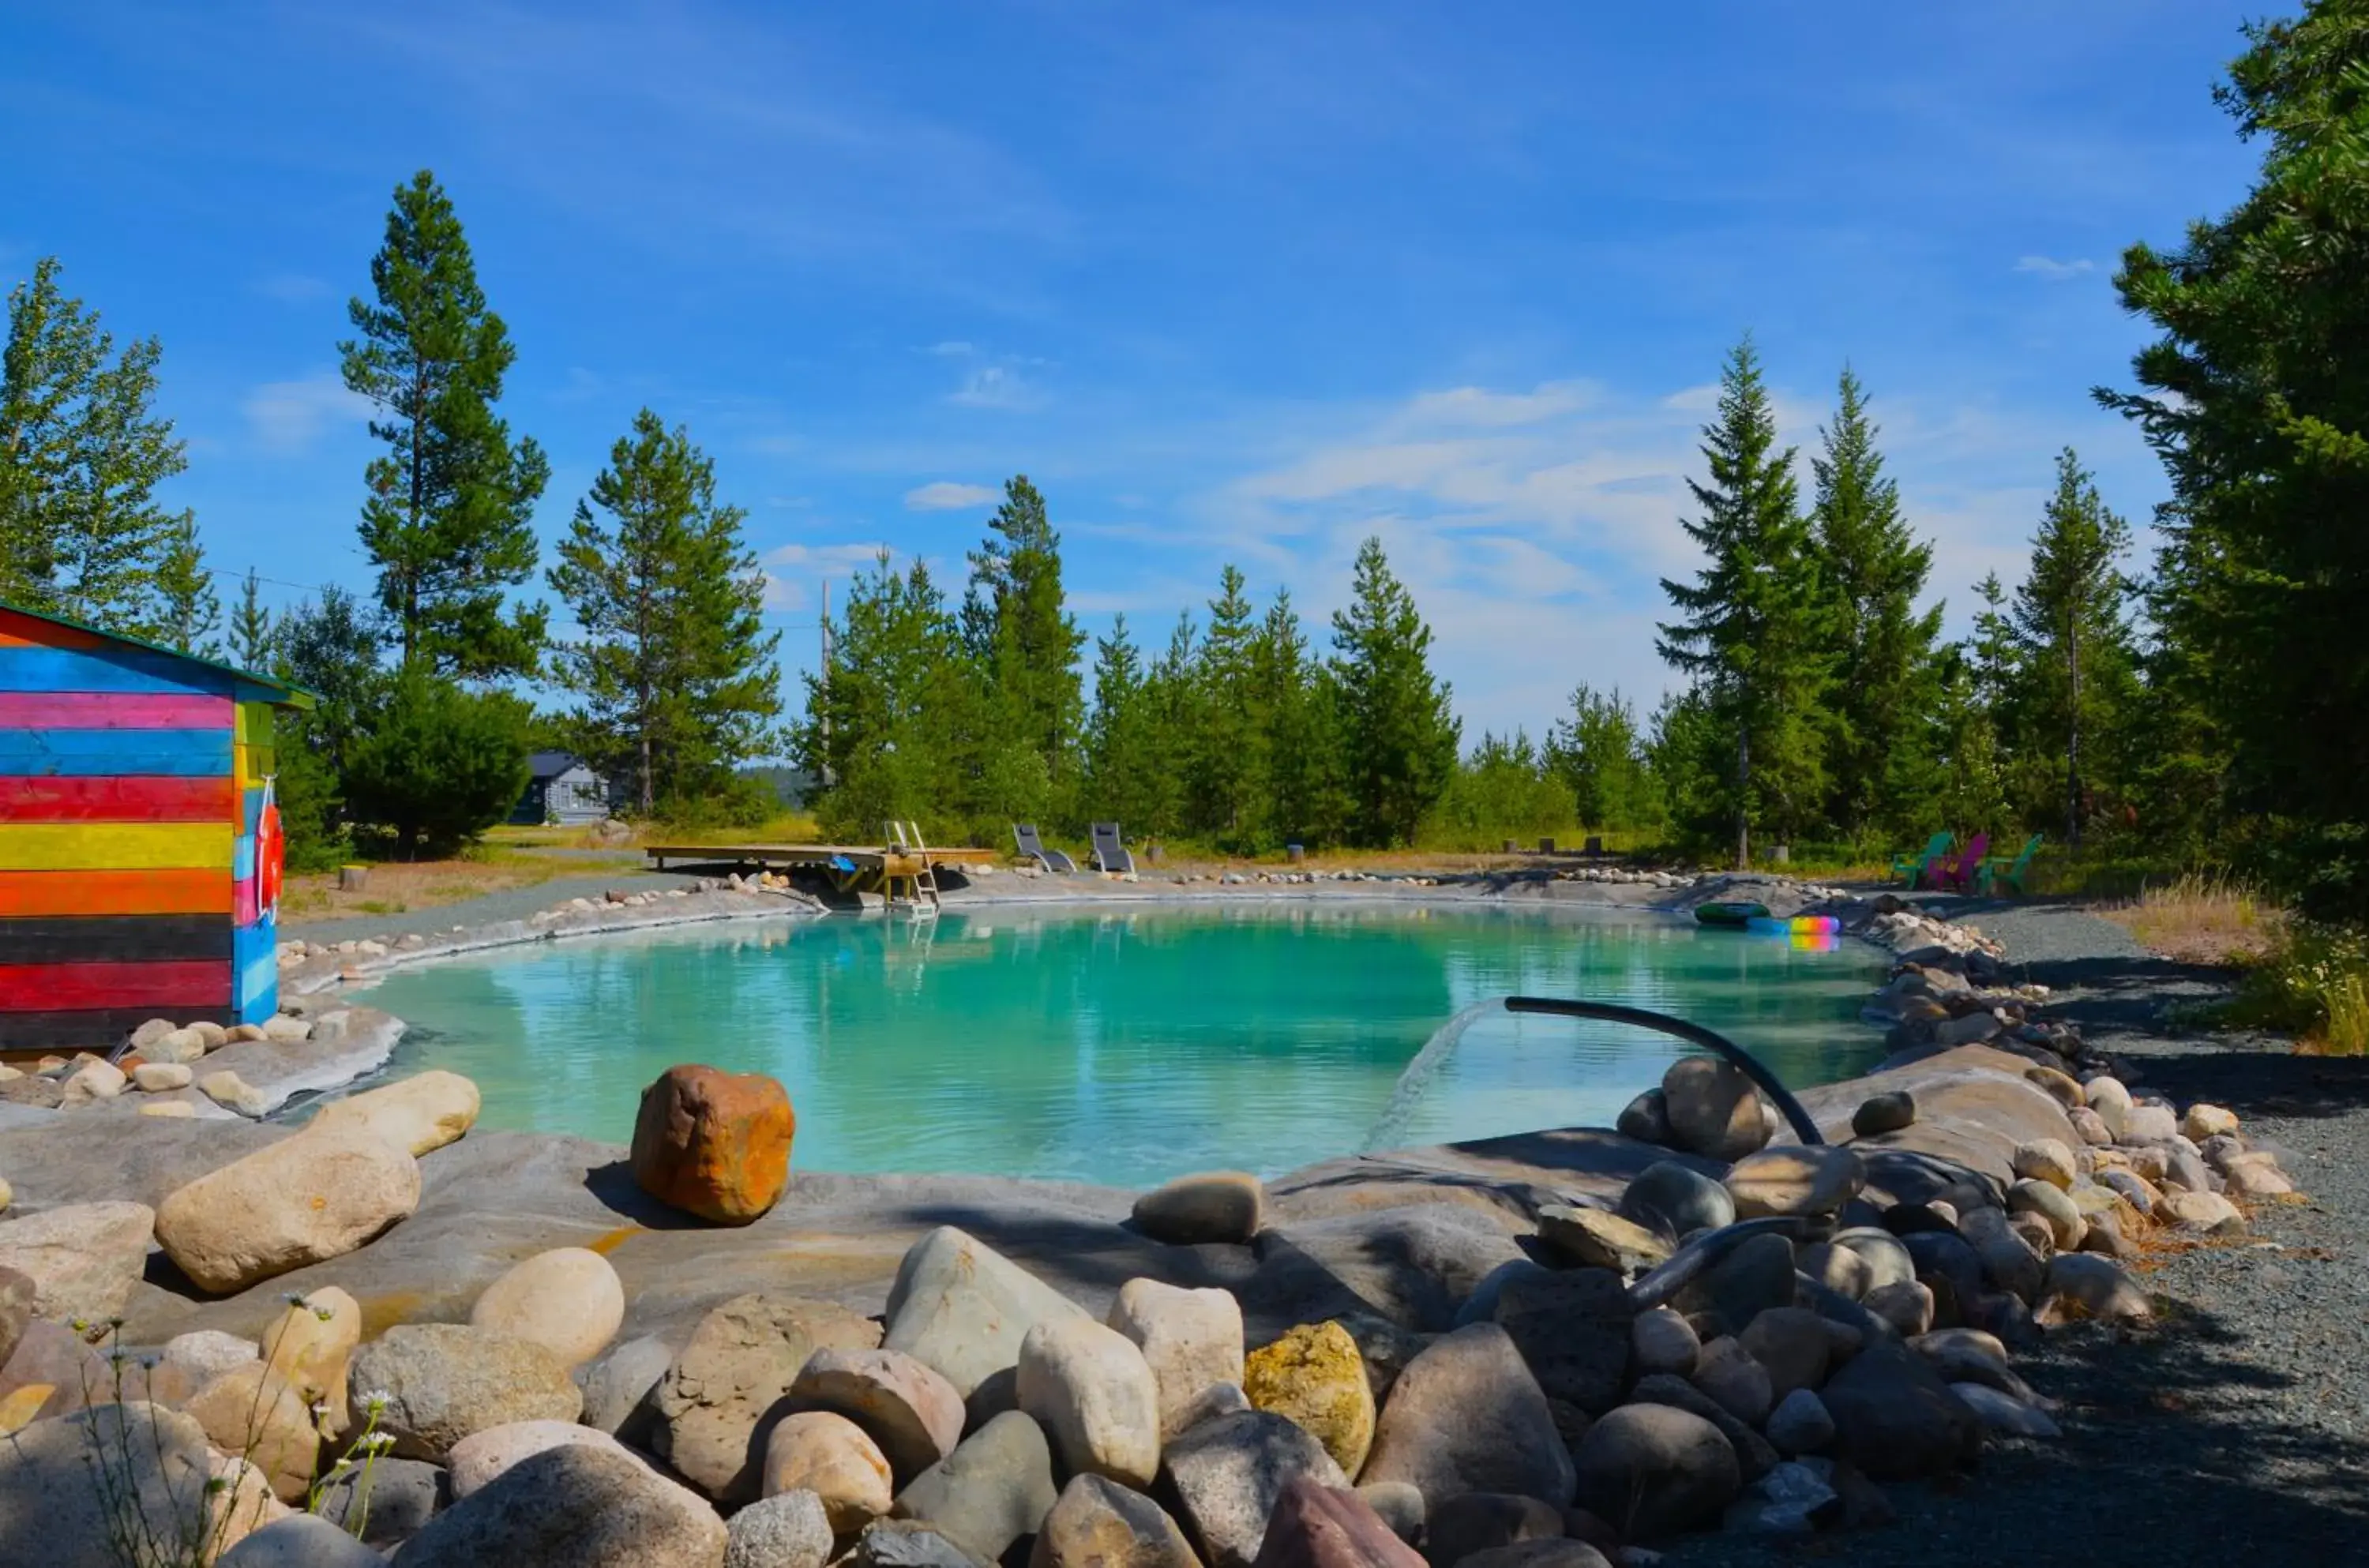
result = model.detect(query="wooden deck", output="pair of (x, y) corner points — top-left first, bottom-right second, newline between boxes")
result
(643, 843), (1001, 875)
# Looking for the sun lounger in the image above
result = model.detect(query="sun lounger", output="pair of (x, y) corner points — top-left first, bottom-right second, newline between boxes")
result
(1013, 823), (1076, 873)
(1890, 831), (1953, 889)
(1090, 821), (1135, 875)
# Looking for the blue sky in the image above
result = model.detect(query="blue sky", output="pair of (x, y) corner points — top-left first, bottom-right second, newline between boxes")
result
(2, 2), (2262, 737)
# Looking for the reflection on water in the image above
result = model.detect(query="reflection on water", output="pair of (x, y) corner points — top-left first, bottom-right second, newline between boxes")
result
(355, 902), (1887, 1187)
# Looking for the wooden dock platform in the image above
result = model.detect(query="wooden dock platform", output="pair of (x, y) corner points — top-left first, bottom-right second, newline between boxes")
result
(644, 842), (1001, 907)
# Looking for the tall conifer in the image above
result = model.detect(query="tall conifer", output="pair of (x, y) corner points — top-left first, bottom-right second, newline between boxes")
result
(1658, 337), (1831, 866)
(965, 475), (1085, 788)
(1329, 537), (1459, 846)
(342, 171), (549, 679)
(2009, 448), (2135, 847)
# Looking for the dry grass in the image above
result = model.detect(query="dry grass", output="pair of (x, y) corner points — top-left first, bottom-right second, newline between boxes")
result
(2097, 871), (2280, 966)
(279, 852), (619, 921)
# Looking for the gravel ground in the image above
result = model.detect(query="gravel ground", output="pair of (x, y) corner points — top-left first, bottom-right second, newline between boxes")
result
(1673, 895), (2369, 1566)
(281, 868), (702, 943)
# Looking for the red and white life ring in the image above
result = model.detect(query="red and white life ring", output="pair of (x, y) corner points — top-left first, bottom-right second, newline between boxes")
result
(257, 778), (283, 920)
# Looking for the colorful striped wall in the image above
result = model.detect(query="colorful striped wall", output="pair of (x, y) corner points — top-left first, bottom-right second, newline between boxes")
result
(1, 603), (309, 1052)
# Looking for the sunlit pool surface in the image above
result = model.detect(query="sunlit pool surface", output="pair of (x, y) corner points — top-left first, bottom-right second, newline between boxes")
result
(353, 901), (1887, 1187)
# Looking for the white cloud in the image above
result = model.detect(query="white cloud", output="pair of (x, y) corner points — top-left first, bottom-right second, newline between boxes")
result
(242, 373), (373, 453)
(949, 363), (1044, 411)
(903, 480), (999, 510)
(253, 272), (332, 304)
(759, 541), (901, 610)
(2014, 254), (2095, 280)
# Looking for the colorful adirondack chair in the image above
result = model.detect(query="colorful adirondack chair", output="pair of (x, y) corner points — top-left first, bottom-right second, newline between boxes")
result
(1934, 831), (1990, 894)
(1890, 831), (1954, 888)
(1984, 834), (2044, 896)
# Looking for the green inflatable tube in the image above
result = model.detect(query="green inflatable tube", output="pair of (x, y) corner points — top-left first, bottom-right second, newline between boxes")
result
(1693, 901), (1771, 927)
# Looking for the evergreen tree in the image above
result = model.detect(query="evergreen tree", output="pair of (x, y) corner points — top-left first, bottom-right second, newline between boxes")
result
(1657, 337), (1832, 866)
(1811, 367), (1943, 842)
(1252, 590), (1348, 849)
(229, 570), (274, 672)
(152, 512), (220, 656)
(963, 475), (1085, 788)
(341, 170), (549, 679)
(1085, 616), (1162, 834)
(1329, 536), (1459, 846)
(1545, 685), (1664, 833)
(549, 409), (783, 816)
(2007, 448), (2136, 848)
(342, 667), (532, 857)
(802, 552), (964, 838)
(0, 256), (190, 630)
(2100, 2), (2369, 900)
(1132, 613), (1200, 840)
(1188, 565), (1266, 842)
(1429, 730), (1575, 849)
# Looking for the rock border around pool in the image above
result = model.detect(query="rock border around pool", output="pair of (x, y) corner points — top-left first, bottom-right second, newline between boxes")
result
(0, 878), (2307, 1566)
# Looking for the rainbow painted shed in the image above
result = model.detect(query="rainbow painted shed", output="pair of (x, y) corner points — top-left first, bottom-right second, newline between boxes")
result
(0, 598), (313, 1052)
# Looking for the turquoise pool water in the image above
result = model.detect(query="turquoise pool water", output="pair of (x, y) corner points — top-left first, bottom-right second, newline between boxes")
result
(355, 902), (1887, 1187)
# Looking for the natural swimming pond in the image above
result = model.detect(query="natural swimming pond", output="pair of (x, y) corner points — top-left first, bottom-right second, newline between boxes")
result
(354, 901), (1888, 1187)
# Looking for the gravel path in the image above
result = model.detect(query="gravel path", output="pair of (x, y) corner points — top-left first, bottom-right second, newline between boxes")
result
(281, 868), (702, 943)
(1676, 895), (2369, 1566)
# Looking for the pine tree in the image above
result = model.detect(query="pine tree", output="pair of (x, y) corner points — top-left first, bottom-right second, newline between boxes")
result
(2100, 3), (2369, 904)
(1329, 537), (1460, 846)
(1545, 685), (1663, 833)
(1811, 367), (1943, 842)
(1657, 337), (1832, 866)
(2009, 448), (2136, 848)
(0, 256), (190, 630)
(341, 171), (549, 680)
(963, 475), (1085, 788)
(1189, 565), (1267, 842)
(229, 569), (274, 671)
(802, 552), (963, 838)
(151, 512), (220, 656)
(549, 409), (782, 816)
(1251, 591), (1346, 849)
(1085, 616), (1161, 833)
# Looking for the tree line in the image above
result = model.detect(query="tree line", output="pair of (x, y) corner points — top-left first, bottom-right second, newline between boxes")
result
(2, 172), (787, 862)
(3, 4), (2361, 901)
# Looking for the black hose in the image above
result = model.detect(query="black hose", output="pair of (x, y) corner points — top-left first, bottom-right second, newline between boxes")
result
(1503, 994), (1825, 1146)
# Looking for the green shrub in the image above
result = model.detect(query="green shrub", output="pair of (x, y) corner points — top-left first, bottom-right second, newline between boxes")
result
(342, 670), (531, 858)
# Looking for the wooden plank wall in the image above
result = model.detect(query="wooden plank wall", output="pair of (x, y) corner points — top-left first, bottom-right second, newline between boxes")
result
(0, 606), (282, 1050)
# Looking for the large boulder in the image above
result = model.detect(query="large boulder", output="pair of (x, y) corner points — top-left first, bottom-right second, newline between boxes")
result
(0, 1402), (217, 1568)
(314, 1070), (481, 1156)
(1661, 1057), (1770, 1161)
(1243, 1321), (1376, 1477)
(186, 1364), (319, 1501)
(767, 1412), (895, 1536)
(1245, 1206), (1524, 1334)
(655, 1292), (883, 1502)
(1616, 1162), (1735, 1239)
(630, 1063), (796, 1224)
(155, 1120), (420, 1293)
(789, 1347), (966, 1484)
(1489, 1266), (1631, 1415)
(582, 1334), (675, 1439)
(1032, 1471), (1201, 1568)
(1132, 1171), (1267, 1245)
(347, 1322), (584, 1463)
(470, 1246), (625, 1368)
(1250, 1472), (1426, 1568)
(726, 1491), (834, 1568)
(1016, 1318), (1162, 1488)
(218, 1512), (385, 1568)
(1674, 1232), (1796, 1337)
(310, 1454), (448, 1548)
(1817, 1344), (1982, 1480)
(0, 1200), (154, 1321)
(1358, 1324), (1574, 1506)
(447, 1419), (644, 1499)
(391, 1440), (726, 1568)
(1724, 1146), (1866, 1219)
(1109, 1277), (1246, 1440)
(1570, 1403), (1740, 1542)
(882, 1228), (1090, 1400)
(892, 1409), (1059, 1562)
(1162, 1409), (1349, 1568)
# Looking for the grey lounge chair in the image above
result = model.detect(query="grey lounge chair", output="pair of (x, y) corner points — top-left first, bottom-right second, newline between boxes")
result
(1091, 821), (1135, 875)
(1013, 823), (1076, 873)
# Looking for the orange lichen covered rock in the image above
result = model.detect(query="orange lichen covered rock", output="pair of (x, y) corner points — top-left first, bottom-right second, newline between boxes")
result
(630, 1065), (796, 1224)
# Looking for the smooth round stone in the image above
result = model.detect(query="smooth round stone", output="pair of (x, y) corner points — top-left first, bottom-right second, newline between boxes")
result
(1570, 1403), (1740, 1541)
(1798, 1243), (1874, 1302)
(765, 1411), (894, 1535)
(790, 1347), (966, 1484)
(1616, 1088), (1673, 1146)
(1830, 1229), (1916, 1293)
(2006, 1180), (2086, 1251)
(1725, 1146), (1866, 1219)
(1016, 1319), (1162, 1488)
(1618, 1161), (1736, 1239)
(1109, 1278), (1246, 1443)
(2010, 1140), (2078, 1191)
(1354, 1480), (1426, 1544)
(2082, 1077), (2133, 1141)
(1630, 1307), (1700, 1379)
(1850, 1091), (1916, 1137)
(1736, 1307), (1830, 1401)
(727, 1489), (835, 1568)
(2182, 1103), (2239, 1142)
(1661, 1057), (1770, 1162)
(1131, 1172), (1266, 1246)
(1025, 1471), (1197, 1568)
(449, 1420), (639, 1499)
(893, 1409), (1058, 1563)
(1241, 1321), (1374, 1478)
(130, 1062), (193, 1092)
(469, 1247), (625, 1369)
(1764, 1388), (1835, 1455)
